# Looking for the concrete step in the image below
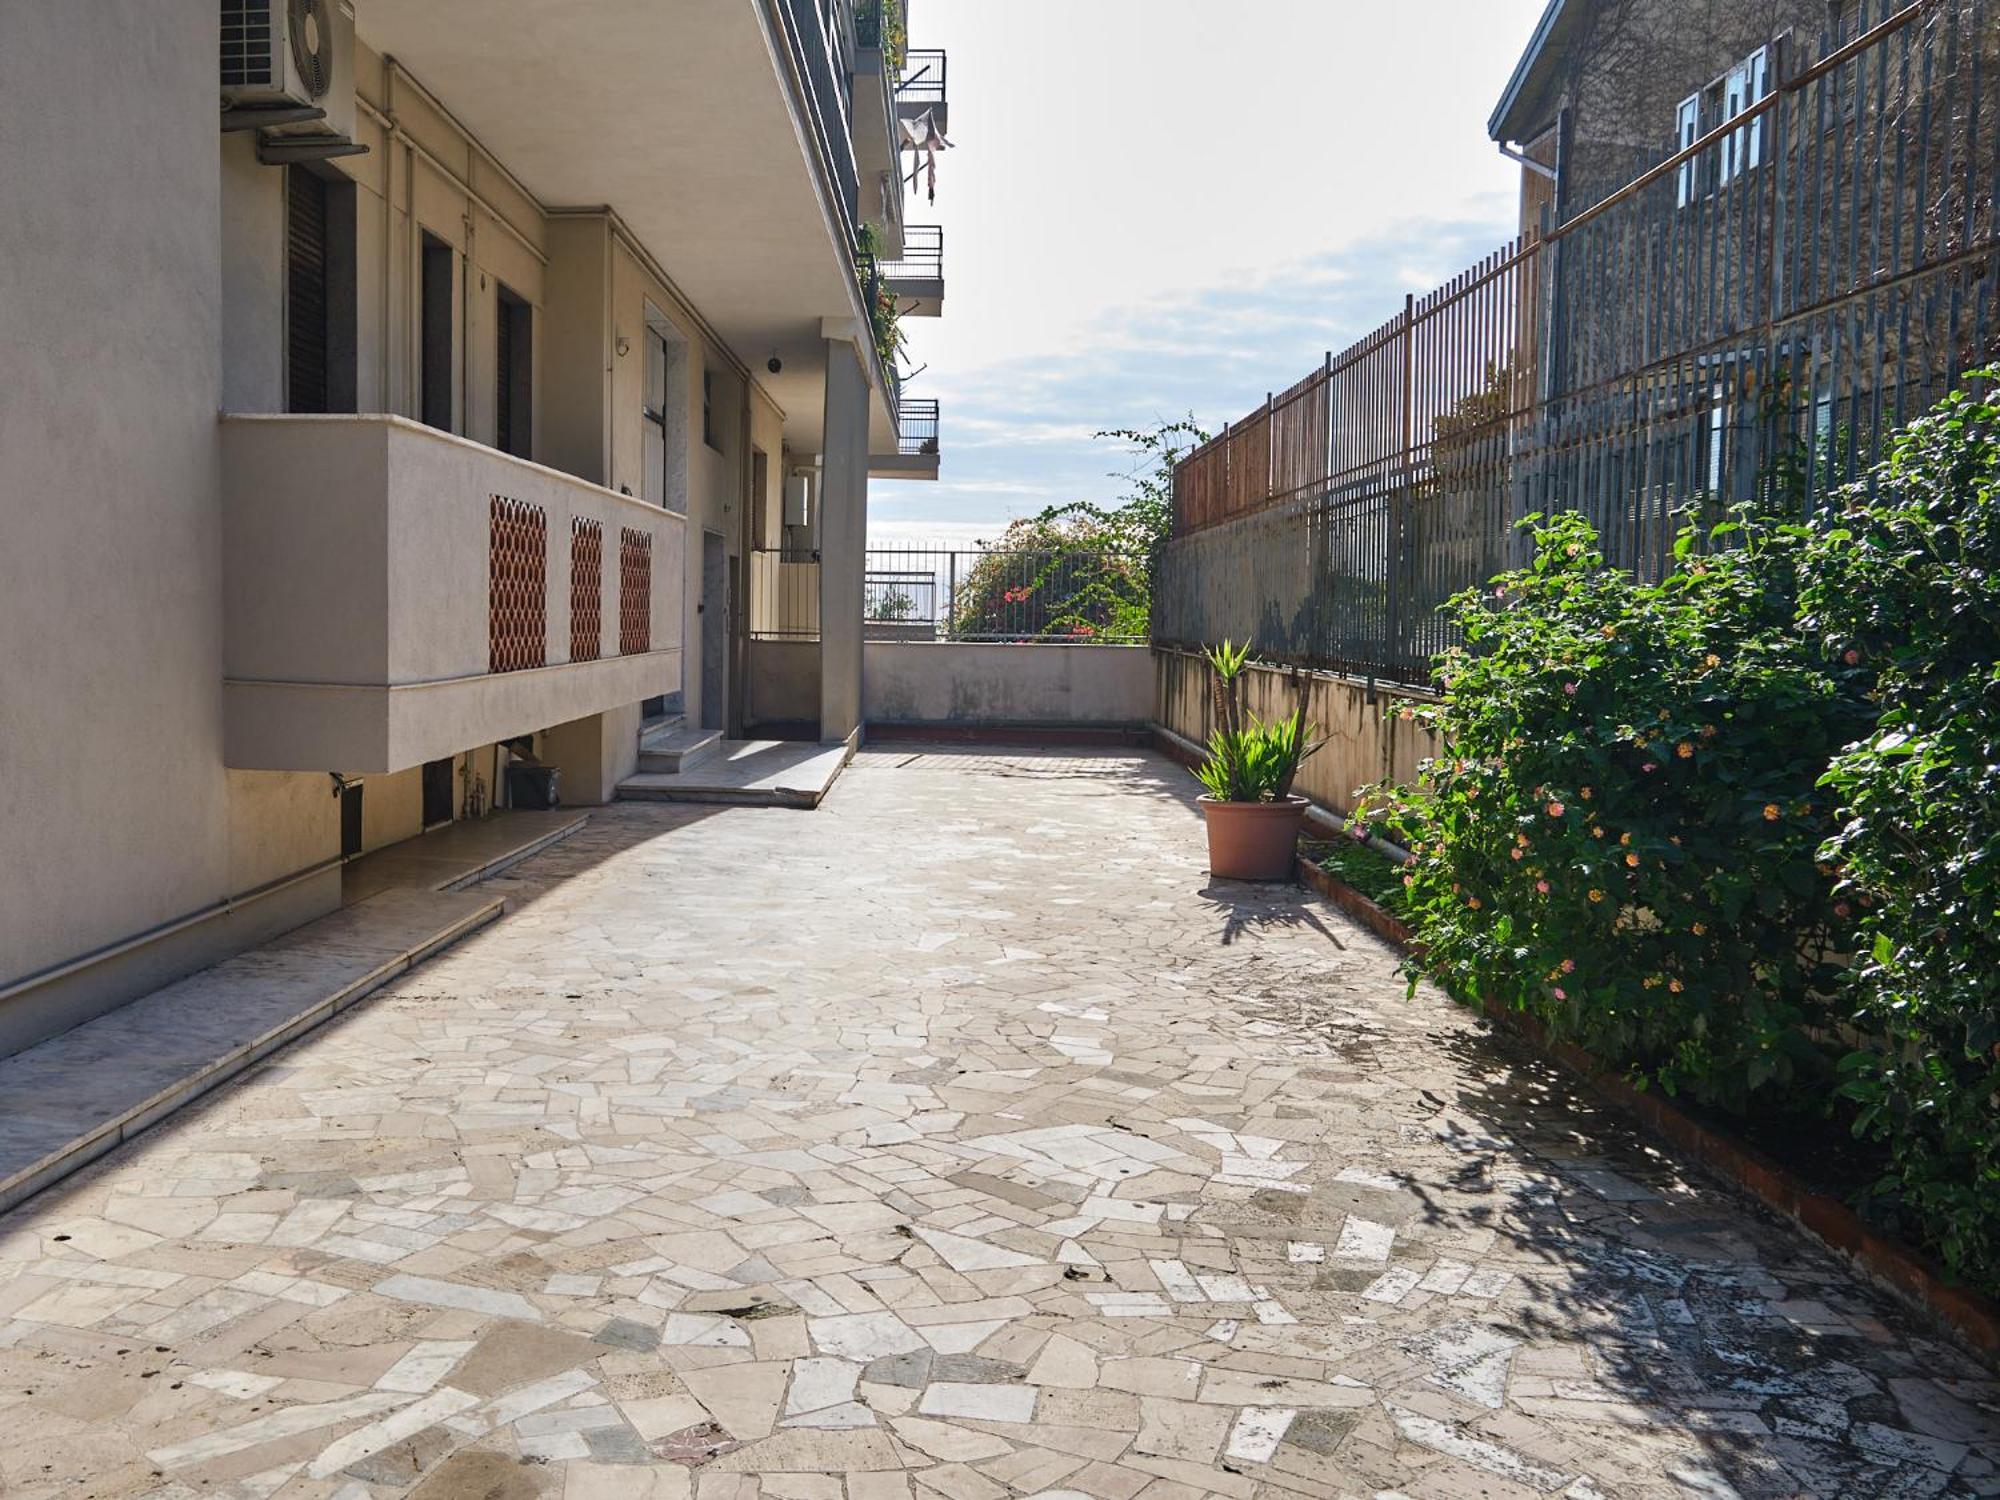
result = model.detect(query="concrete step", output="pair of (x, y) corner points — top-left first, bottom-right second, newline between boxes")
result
(617, 739), (851, 809)
(637, 726), (724, 774)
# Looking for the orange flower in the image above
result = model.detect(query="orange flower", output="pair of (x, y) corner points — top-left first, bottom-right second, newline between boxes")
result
(1669, 978), (1685, 994)
(1763, 803), (1781, 821)
(1676, 742), (1693, 759)
(1588, 889), (1605, 904)
(1625, 853), (1640, 867)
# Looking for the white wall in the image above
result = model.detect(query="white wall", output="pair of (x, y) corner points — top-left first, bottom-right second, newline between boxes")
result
(0, 0), (233, 990)
(864, 644), (1155, 727)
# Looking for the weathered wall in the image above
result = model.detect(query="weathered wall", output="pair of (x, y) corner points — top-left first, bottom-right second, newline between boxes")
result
(747, 640), (821, 728)
(1153, 649), (1440, 817)
(866, 645), (1155, 727)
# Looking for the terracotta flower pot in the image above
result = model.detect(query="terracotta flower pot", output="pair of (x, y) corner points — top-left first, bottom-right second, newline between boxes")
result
(1199, 795), (1308, 881)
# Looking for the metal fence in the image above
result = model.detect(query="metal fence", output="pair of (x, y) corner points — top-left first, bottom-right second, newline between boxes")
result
(865, 546), (1149, 643)
(1161, 0), (2000, 685)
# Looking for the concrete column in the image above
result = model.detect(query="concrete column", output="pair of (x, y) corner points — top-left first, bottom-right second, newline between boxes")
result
(818, 337), (869, 743)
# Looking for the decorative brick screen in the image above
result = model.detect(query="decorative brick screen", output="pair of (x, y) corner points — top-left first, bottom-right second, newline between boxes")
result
(488, 495), (548, 673)
(619, 527), (652, 656)
(570, 516), (603, 663)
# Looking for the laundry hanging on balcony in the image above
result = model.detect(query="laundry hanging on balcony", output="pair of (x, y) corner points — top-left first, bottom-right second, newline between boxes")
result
(900, 110), (953, 204)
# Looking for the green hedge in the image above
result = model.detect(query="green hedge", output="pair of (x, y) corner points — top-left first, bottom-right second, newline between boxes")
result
(1370, 374), (2000, 1290)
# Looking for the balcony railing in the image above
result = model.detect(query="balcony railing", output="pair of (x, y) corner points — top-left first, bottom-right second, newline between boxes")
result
(879, 224), (941, 283)
(898, 48), (947, 113)
(898, 397), (938, 458)
(775, 0), (861, 236)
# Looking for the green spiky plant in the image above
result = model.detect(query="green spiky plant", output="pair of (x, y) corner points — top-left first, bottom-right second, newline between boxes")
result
(1193, 641), (1321, 801)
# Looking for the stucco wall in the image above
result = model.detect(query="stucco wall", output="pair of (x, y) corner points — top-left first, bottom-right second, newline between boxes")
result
(865, 645), (1155, 727)
(747, 640), (821, 728)
(1152, 649), (1440, 817)
(0, 0), (234, 990)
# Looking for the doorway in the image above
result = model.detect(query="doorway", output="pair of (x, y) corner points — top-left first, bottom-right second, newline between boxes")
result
(701, 530), (728, 732)
(421, 757), (454, 829)
(339, 781), (364, 860)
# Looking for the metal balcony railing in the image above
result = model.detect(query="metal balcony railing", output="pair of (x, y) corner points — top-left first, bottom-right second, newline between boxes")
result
(898, 397), (939, 458)
(878, 224), (942, 284)
(775, 0), (860, 235)
(898, 49), (947, 110)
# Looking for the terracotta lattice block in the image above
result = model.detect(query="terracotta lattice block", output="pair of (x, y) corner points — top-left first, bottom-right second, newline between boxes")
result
(619, 527), (652, 656)
(570, 516), (603, 663)
(489, 494), (548, 673)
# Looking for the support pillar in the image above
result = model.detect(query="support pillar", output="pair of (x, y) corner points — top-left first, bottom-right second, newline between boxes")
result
(818, 337), (869, 744)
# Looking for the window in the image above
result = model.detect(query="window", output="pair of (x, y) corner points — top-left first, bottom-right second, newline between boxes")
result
(1719, 46), (1770, 186)
(702, 369), (720, 451)
(286, 166), (355, 413)
(495, 283), (532, 458)
(1676, 44), (1774, 205)
(420, 233), (454, 431)
(1675, 94), (1701, 206)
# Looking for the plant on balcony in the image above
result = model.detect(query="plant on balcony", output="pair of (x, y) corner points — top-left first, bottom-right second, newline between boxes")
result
(1803, 372), (2000, 1289)
(854, 224), (906, 374)
(857, 0), (907, 71)
(1194, 641), (1322, 880)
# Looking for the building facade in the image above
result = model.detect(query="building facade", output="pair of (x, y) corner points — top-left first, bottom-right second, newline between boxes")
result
(0, 0), (950, 1055)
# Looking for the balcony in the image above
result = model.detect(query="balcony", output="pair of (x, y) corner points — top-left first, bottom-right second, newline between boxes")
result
(880, 225), (944, 316)
(871, 397), (940, 480)
(898, 48), (949, 137)
(221, 414), (684, 773)
(850, 3), (902, 214)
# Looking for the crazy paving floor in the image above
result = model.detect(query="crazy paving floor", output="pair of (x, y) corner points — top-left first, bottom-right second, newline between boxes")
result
(2, 748), (1997, 1500)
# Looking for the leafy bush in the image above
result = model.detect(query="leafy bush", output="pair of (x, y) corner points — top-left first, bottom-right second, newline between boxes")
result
(1804, 375), (2000, 1286)
(1371, 508), (1873, 1107)
(951, 515), (1149, 642)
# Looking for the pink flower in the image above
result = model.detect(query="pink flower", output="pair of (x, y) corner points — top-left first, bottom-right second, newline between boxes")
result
(1560, 958), (1575, 973)
(1536, 880), (1550, 894)
(1551, 986), (1568, 1000)
(1835, 902), (1852, 918)
(1642, 762), (1658, 773)
(1511, 847), (1524, 860)
(1564, 682), (1578, 696)
(1546, 801), (1566, 818)
(1843, 649), (1861, 665)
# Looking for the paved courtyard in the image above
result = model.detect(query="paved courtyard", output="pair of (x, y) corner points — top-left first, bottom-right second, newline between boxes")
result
(1, 747), (1996, 1500)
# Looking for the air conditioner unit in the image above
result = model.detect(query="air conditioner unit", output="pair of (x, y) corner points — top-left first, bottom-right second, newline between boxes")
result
(220, 0), (359, 149)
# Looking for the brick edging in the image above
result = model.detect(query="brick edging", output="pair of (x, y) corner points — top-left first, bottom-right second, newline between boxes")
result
(1296, 852), (2000, 1360)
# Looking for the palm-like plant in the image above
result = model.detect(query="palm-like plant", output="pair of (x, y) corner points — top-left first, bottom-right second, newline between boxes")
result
(1193, 641), (1320, 801)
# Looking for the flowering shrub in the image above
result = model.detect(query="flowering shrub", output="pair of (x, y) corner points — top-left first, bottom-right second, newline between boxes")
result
(1371, 509), (1873, 1107)
(1805, 376), (2000, 1287)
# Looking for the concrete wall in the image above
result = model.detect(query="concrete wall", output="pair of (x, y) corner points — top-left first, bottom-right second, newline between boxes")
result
(747, 640), (821, 728)
(866, 645), (1155, 728)
(222, 414), (685, 772)
(0, 0), (237, 993)
(1152, 649), (1440, 818)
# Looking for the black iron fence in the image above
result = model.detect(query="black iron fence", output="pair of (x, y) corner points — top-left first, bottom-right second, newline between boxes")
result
(880, 224), (944, 284)
(898, 397), (940, 458)
(1161, 0), (2000, 685)
(865, 546), (1149, 643)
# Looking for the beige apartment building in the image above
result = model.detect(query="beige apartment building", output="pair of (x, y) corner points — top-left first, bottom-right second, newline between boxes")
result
(0, 0), (949, 1054)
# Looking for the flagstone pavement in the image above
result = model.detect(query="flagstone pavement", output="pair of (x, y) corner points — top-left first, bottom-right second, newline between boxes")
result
(2, 746), (1996, 1500)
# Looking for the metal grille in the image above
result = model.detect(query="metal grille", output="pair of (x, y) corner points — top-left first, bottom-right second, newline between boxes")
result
(285, 167), (329, 415)
(863, 546), (1149, 643)
(880, 225), (944, 283)
(220, 0), (273, 87)
(1161, 0), (2000, 686)
(899, 49), (947, 108)
(898, 398), (940, 458)
(570, 517), (603, 663)
(489, 496), (548, 674)
(619, 528), (652, 656)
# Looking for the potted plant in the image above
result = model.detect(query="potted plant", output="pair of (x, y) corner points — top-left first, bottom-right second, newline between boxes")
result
(1192, 641), (1321, 880)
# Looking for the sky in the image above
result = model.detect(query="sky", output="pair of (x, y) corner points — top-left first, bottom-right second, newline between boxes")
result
(868, 0), (1552, 549)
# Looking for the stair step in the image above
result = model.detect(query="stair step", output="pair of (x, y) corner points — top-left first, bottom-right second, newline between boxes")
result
(637, 727), (724, 774)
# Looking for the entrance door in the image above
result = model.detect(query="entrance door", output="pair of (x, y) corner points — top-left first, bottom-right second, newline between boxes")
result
(339, 781), (364, 860)
(421, 757), (454, 828)
(701, 530), (728, 732)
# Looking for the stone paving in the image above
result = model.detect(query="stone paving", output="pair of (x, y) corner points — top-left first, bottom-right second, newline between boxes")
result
(1, 746), (1996, 1500)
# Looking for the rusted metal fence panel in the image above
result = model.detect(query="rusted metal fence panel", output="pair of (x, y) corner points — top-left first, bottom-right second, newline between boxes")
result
(1159, 0), (2000, 685)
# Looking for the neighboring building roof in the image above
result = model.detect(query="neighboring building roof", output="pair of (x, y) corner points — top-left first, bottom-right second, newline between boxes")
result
(1488, 0), (1590, 143)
